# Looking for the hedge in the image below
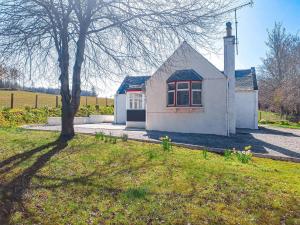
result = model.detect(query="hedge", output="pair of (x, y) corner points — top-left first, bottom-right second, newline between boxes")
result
(0, 105), (114, 127)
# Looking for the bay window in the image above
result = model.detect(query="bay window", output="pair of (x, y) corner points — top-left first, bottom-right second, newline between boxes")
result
(167, 81), (202, 107)
(127, 92), (144, 110)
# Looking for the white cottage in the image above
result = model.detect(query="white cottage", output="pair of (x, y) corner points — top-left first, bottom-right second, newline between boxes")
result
(114, 22), (258, 136)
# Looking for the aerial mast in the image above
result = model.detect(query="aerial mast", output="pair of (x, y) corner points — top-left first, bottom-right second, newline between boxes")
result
(231, 1), (254, 55)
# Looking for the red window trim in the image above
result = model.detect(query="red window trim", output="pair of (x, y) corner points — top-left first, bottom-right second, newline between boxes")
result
(167, 80), (202, 107)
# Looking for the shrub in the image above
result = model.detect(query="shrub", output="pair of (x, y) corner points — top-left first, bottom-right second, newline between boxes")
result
(259, 119), (267, 124)
(0, 111), (9, 127)
(95, 132), (105, 140)
(112, 137), (117, 144)
(202, 150), (208, 159)
(279, 120), (289, 125)
(99, 106), (114, 115)
(121, 133), (128, 142)
(160, 136), (172, 151)
(224, 149), (233, 160)
(236, 146), (252, 164)
(147, 150), (158, 160)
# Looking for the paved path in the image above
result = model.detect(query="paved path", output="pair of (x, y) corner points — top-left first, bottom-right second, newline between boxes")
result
(23, 124), (300, 159)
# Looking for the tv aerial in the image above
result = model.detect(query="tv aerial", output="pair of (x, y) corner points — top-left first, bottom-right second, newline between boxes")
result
(220, 1), (254, 55)
(234, 1), (254, 55)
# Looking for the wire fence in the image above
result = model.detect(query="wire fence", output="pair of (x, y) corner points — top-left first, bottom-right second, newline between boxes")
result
(258, 110), (300, 123)
(0, 91), (114, 109)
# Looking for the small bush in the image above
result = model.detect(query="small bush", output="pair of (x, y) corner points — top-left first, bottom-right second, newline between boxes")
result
(147, 150), (158, 160)
(279, 120), (289, 125)
(121, 133), (128, 142)
(202, 150), (208, 159)
(111, 137), (117, 144)
(0, 111), (9, 127)
(224, 149), (233, 160)
(95, 132), (105, 140)
(236, 146), (252, 164)
(160, 136), (172, 151)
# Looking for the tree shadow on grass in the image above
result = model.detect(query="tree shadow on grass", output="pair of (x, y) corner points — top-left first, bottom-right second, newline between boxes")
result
(0, 140), (68, 225)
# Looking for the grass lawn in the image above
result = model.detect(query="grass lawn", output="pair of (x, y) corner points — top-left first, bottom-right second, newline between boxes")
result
(0, 128), (300, 225)
(259, 110), (300, 129)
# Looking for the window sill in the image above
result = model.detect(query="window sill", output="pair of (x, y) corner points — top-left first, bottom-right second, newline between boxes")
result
(166, 106), (204, 113)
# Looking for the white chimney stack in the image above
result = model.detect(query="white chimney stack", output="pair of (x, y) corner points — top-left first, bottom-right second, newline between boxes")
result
(224, 22), (236, 134)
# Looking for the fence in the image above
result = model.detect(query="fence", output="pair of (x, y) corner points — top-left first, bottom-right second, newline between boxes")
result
(258, 110), (288, 122)
(0, 91), (114, 109)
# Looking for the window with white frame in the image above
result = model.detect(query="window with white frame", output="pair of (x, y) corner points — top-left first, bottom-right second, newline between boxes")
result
(127, 93), (144, 110)
(167, 81), (202, 107)
(191, 81), (202, 105)
(167, 83), (175, 106)
(176, 82), (190, 106)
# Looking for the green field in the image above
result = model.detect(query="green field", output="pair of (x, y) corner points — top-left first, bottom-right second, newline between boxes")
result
(0, 90), (113, 108)
(259, 110), (300, 129)
(0, 128), (299, 224)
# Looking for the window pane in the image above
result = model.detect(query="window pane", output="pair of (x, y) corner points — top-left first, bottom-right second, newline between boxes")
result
(168, 92), (174, 105)
(129, 93), (144, 109)
(192, 82), (202, 90)
(177, 91), (189, 105)
(168, 83), (175, 91)
(177, 83), (189, 89)
(134, 98), (138, 109)
(192, 91), (201, 105)
(129, 98), (133, 109)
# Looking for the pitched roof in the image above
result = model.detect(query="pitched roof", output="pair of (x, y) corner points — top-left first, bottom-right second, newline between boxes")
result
(235, 67), (258, 91)
(116, 75), (150, 94)
(167, 69), (203, 82)
(116, 67), (258, 94)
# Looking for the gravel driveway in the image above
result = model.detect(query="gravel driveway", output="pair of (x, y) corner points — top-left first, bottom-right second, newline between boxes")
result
(23, 124), (300, 159)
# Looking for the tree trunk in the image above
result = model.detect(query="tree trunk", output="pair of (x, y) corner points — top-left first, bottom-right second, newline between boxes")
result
(59, 22), (74, 141)
(61, 102), (75, 140)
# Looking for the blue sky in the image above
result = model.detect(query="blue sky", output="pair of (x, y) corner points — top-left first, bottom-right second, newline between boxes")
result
(232, 0), (300, 69)
(35, 0), (300, 97)
(92, 0), (300, 96)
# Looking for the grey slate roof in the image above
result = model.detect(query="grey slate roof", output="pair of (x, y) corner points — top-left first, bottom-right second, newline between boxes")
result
(116, 67), (258, 94)
(116, 75), (150, 94)
(167, 69), (203, 82)
(235, 67), (258, 91)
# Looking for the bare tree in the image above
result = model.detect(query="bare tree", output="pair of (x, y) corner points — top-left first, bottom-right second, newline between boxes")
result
(0, 0), (239, 140)
(259, 23), (300, 117)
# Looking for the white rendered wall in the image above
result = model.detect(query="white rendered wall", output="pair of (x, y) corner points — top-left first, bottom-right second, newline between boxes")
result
(224, 35), (236, 134)
(235, 90), (258, 129)
(126, 121), (146, 129)
(145, 42), (228, 136)
(114, 94), (126, 124)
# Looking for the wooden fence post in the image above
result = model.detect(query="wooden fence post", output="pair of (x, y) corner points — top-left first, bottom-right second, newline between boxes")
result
(56, 96), (59, 108)
(259, 111), (262, 121)
(35, 94), (38, 108)
(85, 96), (88, 106)
(105, 97), (108, 107)
(10, 93), (14, 109)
